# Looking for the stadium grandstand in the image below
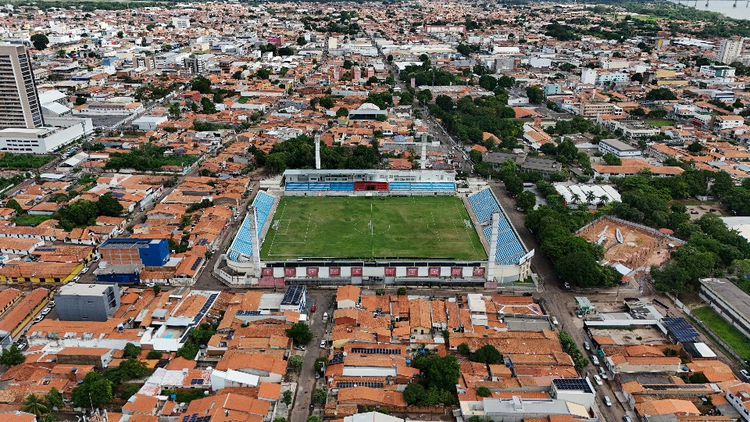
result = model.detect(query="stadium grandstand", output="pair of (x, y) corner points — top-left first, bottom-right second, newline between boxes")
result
(282, 169), (456, 195)
(219, 170), (533, 287)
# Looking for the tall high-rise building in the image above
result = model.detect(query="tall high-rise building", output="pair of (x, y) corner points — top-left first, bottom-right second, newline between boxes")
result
(718, 37), (744, 64)
(0, 44), (44, 129)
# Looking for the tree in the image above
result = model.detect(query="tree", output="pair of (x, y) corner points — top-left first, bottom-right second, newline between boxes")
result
(517, 191), (536, 212)
(312, 388), (327, 405)
(479, 74), (498, 91)
(399, 91), (414, 105)
(286, 322), (313, 345)
(0, 345), (25, 366)
(435, 95), (454, 112)
(72, 372), (113, 409)
(45, 388), (64, 411)
(297, 35), (307, 46)
(646, 88), (677, 101)
(97, 193), (124, 217)
(403, 383), (426, 405)
(476, 387), (491, 397)
(526, 86), (544, 104)
(336, 107), (349, 118)
(602, 153), (621, 166)
(288, 355), (304, 372)
(147, 350), (162, 359)
(556, 250), (618, 288)
(457, 343), (471, 356)
(318, 96), (335, 109)
(123, 343), (141, 359)
(191, 76), (212, 94)
(201, 97), (217, 114)
(417, 89), (432, 105)
(412, 354), (460, 393)
(169, 103), (181, 119)
(282, 390), (293, 406)
(308, 417), (322, 422)
(30, 33), (49, 50)
(687, 141), (703, 154)
(23, 394), (49, 418)
(471, 345), (502, 364)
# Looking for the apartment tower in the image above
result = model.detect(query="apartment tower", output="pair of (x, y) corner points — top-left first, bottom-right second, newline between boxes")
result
(0, 44), (44, 129)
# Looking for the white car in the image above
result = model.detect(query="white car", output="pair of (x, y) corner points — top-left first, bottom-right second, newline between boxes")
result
(41, 308), (51, 316)
(33, 316), (44, 323)
(604, 396), (612, 407)
(551, 316), (559, 326)
(741, 369), (750, 381)
(593, 375), (603, 386)
(319, 340), (326, 349)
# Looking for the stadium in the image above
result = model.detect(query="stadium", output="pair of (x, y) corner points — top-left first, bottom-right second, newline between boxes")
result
(217, 169), (533, 287)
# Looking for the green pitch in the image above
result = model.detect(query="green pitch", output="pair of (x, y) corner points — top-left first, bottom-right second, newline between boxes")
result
(260, 196), (487, 260)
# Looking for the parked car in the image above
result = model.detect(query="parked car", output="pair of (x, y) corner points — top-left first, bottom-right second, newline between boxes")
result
(551, 316), (559, 326)
(604, 396), (612, 407)
(33, 315), (43, 323)
(310, 304), (317, 313)
(41, 307), (51, 316)
(593, 375), (603, 386)
(48, 300), (55, 308)
(599, 367), (609, 380)
(584, 342), (591, 351)
(623, 417), (633, 422)
(591, 355), (600, 366)
(740, 369), (750, 381)
(319, 340), (326, 349)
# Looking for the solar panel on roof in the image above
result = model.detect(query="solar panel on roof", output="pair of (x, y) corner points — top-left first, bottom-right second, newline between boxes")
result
(662, 317), (699, 343)
(553, 378), (593, 394)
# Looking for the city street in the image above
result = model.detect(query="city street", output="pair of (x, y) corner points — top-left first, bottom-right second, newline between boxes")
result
(289, 290), (334, 422)
(490, 181), (627, 422)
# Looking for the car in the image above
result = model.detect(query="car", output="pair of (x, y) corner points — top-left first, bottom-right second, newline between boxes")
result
(41, 308), (51, 316)
(604, 396), (612, 407)
(591, 355), (600, 366)
(551, 316), (559, 326)
(741, 369), (750, 381)
(593, 375), (603, 386)
(623, 417), (633, 422)
(600, 368), (609, 380)
(564, 282), (571, 290)
(33, 316), (43, 323)
(48, 300), (55, 308)
(584, 342), (591, 351)
(310, 304), (317, 313)
(320, 340), (326, 349)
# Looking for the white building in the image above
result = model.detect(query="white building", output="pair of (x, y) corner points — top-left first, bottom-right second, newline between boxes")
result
(718, 37), (744, 64)
(598, 138), (642, 158)
(715, 115), (744, 131)
(0, 117), (93, 154)
(171, 16), (190, 29)
(581, 68), (597, 85)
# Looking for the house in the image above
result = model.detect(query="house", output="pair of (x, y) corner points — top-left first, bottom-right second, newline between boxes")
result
(337, 285), (361, 309)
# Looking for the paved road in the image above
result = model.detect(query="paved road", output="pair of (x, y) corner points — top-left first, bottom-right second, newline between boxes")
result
(489, 181), (627, 422)
(289, 290), (334, 422)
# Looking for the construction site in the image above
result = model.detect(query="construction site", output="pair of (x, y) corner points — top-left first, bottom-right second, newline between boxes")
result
(576, 216), (685, 281)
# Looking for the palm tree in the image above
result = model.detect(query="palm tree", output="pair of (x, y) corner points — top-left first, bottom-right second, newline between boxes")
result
(23, 394), (49, 418)
(585, 191), (596, 204)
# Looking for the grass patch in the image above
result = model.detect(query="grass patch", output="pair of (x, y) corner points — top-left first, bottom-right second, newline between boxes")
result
(647, 119), (674, 128)
(693, 306), (750, 360)
(261, 196), (487, 260)
(12, 214), (52, 227)
(0, 154), (54, 169)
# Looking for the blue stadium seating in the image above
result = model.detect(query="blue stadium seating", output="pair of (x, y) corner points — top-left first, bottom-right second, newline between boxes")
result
(469, 188), (526, 265)
(227, 191), (277, 262)
(286, 181), (455, 193)
(285, 182), (355, 192)
(390, 182), (456, 192)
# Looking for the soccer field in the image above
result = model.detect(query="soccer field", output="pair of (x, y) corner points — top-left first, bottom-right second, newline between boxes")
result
(260, 196), (487, 260)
